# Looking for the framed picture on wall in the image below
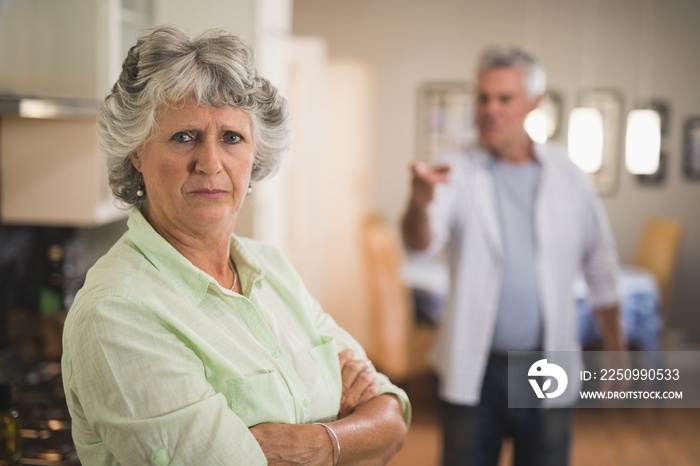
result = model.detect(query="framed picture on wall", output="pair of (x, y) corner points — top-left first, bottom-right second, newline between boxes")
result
(683, 117), (700, 180)
(634, 99), (670, 185)
(416, 82), (476, 162)
(578, 88), (624, 196)
(637, 152), (667, 185)
(643, 99), (671, 136)
(525, 90), (565, 144)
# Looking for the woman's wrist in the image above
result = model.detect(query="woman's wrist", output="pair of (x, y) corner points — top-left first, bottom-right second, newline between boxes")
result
(315, 422), (341, 466)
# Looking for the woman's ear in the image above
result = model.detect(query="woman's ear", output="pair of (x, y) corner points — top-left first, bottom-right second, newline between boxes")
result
(131, 154), (142, 172)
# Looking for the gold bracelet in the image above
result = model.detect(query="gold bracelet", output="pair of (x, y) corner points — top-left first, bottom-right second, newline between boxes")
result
(315, 422), (341, 466)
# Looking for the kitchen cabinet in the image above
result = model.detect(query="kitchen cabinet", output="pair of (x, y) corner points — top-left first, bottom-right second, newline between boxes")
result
(0, 0), (152, 100)
(0, 98), (126, 227)
(0, 0), (153, 226)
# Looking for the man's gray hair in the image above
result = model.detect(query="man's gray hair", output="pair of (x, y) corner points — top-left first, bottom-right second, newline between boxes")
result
(98, 25), (290, 212)
(478, 44), (547, 100)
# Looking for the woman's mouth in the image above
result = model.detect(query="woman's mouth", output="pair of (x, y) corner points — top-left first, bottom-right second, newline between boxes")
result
(190, 189), (229, 199)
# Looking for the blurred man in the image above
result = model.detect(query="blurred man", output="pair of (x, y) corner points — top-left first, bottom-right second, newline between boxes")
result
(401, 45), (625, 466)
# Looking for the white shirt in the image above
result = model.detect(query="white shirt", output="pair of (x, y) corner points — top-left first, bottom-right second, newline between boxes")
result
(414, 143), (620, 405)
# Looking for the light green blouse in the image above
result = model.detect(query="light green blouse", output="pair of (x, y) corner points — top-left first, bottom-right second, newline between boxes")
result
(62, 209), (410, 465)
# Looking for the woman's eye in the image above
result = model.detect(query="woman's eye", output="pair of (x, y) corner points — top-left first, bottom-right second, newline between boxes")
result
(223, 132), (241, 144)
(172, 132), (194, 143)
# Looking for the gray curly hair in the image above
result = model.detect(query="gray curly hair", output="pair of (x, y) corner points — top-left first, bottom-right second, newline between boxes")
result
(98, 25), (291, 212)
(478, 44), (547, 101)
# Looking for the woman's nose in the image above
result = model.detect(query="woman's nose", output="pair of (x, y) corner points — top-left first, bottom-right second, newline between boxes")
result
(194, 138), (223, 174)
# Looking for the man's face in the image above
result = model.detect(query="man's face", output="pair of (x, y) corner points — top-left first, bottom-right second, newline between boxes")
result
(475, 67), (539, 157)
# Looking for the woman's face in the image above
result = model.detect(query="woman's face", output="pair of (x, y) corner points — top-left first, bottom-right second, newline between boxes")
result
(132, 99), (254, 238)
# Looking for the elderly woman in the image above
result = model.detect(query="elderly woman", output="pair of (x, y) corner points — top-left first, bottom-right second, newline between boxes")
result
(61, 25), (410, 465)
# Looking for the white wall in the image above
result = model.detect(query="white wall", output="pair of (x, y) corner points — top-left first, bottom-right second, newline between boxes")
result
(287, 38), (328, 300)
(286, 41), (378, 347)
(317, 59), (374, 347)
(293, 0), (700, 342)
(154, 0), (256, 41)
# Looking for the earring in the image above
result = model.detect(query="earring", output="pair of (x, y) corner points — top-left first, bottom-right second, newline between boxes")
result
(136, 174), (145, 197)
(247, 183), (253, 195)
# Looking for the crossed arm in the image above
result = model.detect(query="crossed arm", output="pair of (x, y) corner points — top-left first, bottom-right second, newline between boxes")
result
(250, 349), (408, 465)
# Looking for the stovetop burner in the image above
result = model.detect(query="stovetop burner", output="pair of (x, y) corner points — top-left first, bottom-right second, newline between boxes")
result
(13, 361), (80, 465)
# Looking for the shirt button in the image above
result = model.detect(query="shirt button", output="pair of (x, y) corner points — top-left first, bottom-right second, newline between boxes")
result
(271, 349), (281, 358)
(151, 449), (169, 465)
(303, 399), (310, 408)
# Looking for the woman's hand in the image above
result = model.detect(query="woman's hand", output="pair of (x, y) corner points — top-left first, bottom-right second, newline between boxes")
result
(250, 423), (333, 466)
(338, 349), (379, 418)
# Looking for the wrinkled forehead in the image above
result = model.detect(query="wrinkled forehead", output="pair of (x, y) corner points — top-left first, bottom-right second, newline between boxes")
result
(148, 97), (251, 135)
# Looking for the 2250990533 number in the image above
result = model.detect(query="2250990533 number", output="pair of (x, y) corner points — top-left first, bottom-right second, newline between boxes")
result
(599, 368), (680, 381)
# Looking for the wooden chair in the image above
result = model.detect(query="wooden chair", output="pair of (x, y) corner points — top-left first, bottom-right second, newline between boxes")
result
(633, 217), (683, 321)
(360, 214), (436, 383)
